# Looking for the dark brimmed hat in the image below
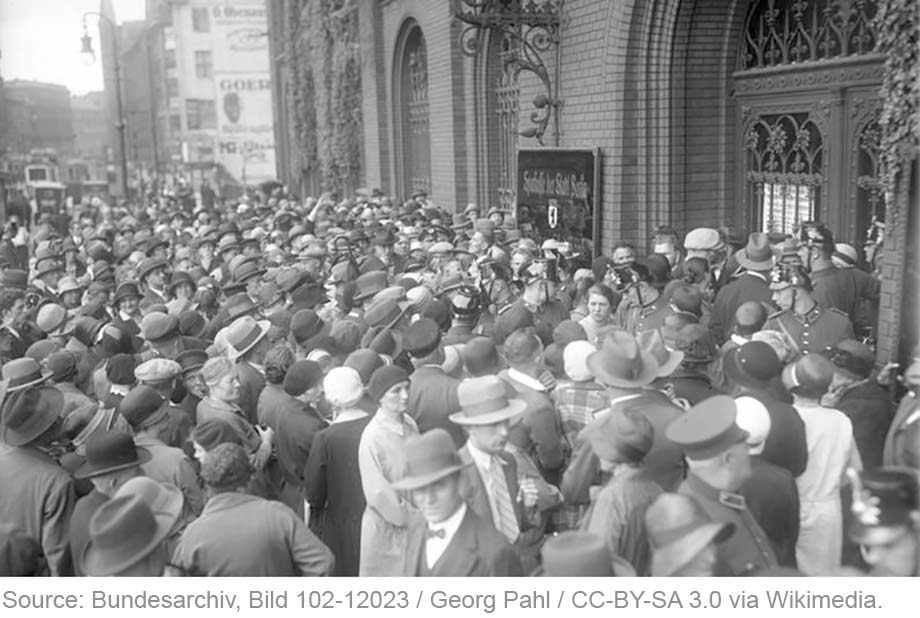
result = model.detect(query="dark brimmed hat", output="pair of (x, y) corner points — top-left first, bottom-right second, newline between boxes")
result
(47, 350), (79, 382)
(391, 429), (470, 491)
(586, 407), (654, 464)
(0, 386), (63, 446)
(167, 271), (193, 293)
(118, 386), (168, 431)
(82, 494), (177, 576)
(74, 431), (151, 479)
(736, 232), (775, 271)
(290, 309), (326, 344)
(353, 271), (388, 302)
(344, 349), (384, 385)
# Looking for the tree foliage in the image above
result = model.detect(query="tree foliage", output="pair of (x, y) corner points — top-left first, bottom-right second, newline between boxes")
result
(282, 0), (362, 195)
(875, 0), (919, 191)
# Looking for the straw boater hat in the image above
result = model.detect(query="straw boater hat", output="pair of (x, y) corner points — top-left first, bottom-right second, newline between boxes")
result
(644, 492), (734, 576)
(449, 375), (526, 426)
(391, 428), (471, 492)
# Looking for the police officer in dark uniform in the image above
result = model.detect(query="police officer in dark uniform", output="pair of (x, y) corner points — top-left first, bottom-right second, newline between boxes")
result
(764, 264), (854, 357)
(510, 257), (567, 345)
(611, 261), (671, 335)
(666, 395), (779, 575)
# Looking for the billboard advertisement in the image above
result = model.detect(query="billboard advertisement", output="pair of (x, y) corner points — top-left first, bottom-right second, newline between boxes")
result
(210, 2), (275, 185)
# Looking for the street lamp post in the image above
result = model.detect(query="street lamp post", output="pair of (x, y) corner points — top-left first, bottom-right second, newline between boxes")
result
(81, 13), (129, 199)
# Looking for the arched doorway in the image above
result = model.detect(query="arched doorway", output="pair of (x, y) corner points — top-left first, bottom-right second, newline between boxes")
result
(734, 0), (886, 251)
(394, 21), (431, 199)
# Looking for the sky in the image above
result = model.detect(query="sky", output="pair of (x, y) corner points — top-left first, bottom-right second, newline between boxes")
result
(0, 0), (147, 95)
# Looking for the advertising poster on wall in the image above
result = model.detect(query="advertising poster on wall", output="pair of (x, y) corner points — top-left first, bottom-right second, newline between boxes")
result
(517, 148), (601, 258)
(210, 2), (276, 185)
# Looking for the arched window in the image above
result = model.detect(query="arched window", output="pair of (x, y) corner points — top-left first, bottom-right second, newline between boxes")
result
(395, 22), (431, 199)
(739, 0), (879, 70)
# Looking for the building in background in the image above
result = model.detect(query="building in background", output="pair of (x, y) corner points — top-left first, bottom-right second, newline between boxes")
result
(69, 91), (108, 182)
(266, 0), (915, 375)
(2, 79), (73, 156)
(143, 0), (275, 196)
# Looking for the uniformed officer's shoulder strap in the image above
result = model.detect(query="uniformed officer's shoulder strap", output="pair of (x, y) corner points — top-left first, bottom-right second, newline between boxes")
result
(767, 309), (785, 320)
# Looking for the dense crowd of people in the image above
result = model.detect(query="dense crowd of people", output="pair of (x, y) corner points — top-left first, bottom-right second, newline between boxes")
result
(0, 186), (917, 577)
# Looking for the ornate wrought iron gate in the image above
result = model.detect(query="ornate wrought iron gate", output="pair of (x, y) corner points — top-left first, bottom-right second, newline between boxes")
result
(734, 0), (886, 249)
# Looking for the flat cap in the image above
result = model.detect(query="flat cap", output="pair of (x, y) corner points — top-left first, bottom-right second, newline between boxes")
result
(683, 228), (723, 251)
(134, 358), (181, 383)
(141, 312), (180, 344)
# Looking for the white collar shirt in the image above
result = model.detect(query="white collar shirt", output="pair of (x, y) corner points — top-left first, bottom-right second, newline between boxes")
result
(425, 502), (467, 569)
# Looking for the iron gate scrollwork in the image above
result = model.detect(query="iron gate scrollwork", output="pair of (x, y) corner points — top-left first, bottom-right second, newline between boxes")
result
(743, 110), (826, 234)
(740, 0), (879, 70)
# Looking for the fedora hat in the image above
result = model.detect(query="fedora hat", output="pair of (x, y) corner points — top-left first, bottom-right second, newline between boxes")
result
(537, 532), (615, 576)
(353, 270), (388, 302)
(586, 330), (658, 388)
(370, 228), (397, 246)
(74, 431), (151, 479)
(217, 235), (240, 255)
(364, 296), (408, 330)
(232, 260), (266, 284)
(391, 428), (471, 491)
(645, 492), (734, 576)
(82, 494), (175, 576)
(114, 477), (183, 534)
(586, 407), (654, 464)
(2, 358), (53, 392)
(224, 293), (260, 323)
(225, 315), (270, 360)
(0, 386), (63, 446)
(735, 232), (775, 271)
(636, 329), (684, 378)
(58, 276), (83, 296)
(113, 282), (142, 306)
(363, 327), (403, 361)
(449, 375), (526, 426)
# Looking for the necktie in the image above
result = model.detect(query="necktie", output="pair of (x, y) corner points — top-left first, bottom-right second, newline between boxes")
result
(425, 528), (446, 539)
(489, 456), (520, 543)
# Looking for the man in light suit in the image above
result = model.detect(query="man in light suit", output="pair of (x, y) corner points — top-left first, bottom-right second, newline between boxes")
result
(394, 429), (522, 576)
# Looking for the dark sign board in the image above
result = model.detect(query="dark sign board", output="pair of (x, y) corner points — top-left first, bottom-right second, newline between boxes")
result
(517, 147), (600, 258)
